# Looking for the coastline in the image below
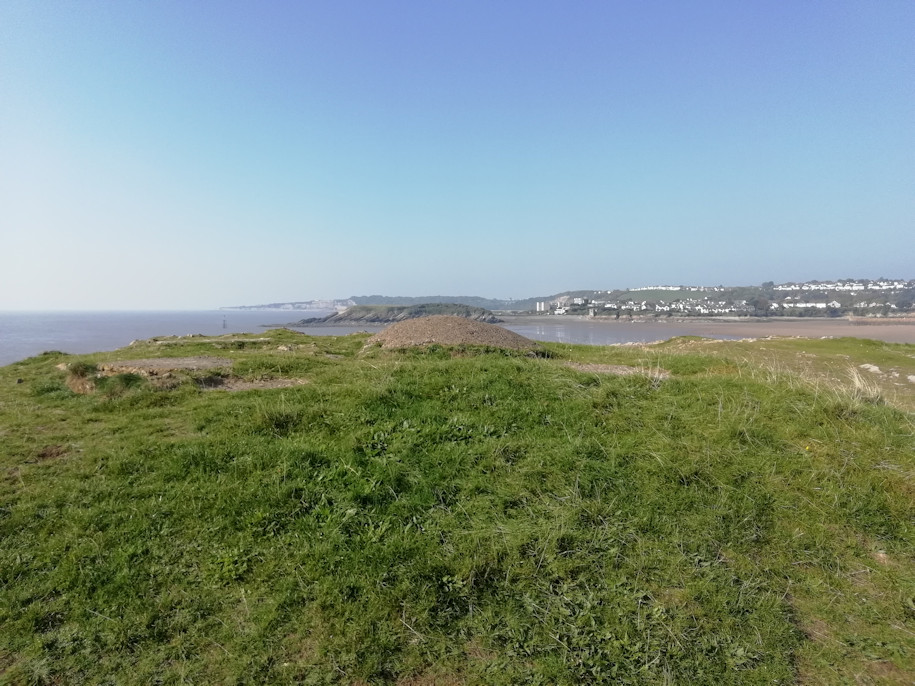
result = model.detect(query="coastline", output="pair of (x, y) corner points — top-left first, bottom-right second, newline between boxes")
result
(4, 311), (914, 369)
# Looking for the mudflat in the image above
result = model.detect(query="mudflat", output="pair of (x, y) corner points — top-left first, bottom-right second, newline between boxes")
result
(504, 315), (915, 344)
(663, 317), (915, 344)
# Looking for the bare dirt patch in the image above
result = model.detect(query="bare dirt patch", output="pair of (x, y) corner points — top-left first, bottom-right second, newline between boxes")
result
(199, 378), (310, 392)
(147, 337), (272, 345)
(863, 659), (913, 685)
(65, 376), (95, 394)
(99, 357), (233, 376)
(34, 444), (68, 461)
(800, 616), (835, 645)
(396, 674), (465, 686)
(565, 362), (671, 379)
(366, 316), (540, 352)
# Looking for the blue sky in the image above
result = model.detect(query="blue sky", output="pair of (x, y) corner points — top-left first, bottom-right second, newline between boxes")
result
(1, 1), (912, 309)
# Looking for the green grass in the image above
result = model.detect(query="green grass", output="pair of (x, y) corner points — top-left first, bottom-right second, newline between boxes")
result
(1, 331), (913, 684)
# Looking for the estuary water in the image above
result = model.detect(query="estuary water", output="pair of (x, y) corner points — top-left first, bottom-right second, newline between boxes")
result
(0, 310), (718, 367)
(3, 311), (913, 368)
(0, 310), (329, 367)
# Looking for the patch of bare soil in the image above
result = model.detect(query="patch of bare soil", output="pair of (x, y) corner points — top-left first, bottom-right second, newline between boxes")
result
(65, 376), (95, 394)
(863, 659), (913, 685)
(565, 362), (671, 379)
(395, 674), (465, 686)
(200, 378), (310, 392)
(33, 445), (68, 462)
(367, 316), (540, 352)
(146, 337), (272, 345)
(99, 357), (233, 376)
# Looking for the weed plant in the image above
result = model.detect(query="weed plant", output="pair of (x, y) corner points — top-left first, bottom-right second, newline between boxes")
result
(1, 332), (913, 684)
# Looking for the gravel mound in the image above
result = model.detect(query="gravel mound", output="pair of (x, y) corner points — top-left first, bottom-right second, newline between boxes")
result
(367, 316), (540, 352)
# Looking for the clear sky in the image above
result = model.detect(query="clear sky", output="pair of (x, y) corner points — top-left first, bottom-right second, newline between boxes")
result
(1, 1), (912, 309)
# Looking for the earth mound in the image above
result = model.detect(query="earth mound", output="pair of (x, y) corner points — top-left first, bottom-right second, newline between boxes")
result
(366, 315), (540, 352)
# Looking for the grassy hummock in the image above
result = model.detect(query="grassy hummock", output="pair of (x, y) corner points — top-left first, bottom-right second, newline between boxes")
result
(1, 330), (913, 684)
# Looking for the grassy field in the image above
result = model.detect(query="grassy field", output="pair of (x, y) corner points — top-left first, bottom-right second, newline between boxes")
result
(1, 330), (913, 684)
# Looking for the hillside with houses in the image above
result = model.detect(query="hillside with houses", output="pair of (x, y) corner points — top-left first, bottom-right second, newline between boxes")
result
(225, 278), (915, 318)
(533, 279), (915, 317)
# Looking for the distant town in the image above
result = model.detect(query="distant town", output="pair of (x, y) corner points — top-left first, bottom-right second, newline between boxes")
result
(226, 278), (915, 319)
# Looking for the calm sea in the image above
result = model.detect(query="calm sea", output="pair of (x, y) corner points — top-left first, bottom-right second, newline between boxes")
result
(0, 311), (739, 367)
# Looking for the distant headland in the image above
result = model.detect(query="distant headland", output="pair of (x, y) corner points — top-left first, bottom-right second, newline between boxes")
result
(270, 303), (501, 327)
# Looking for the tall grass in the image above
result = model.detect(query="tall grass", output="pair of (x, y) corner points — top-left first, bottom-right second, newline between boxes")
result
(0, 332), (913, 684)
